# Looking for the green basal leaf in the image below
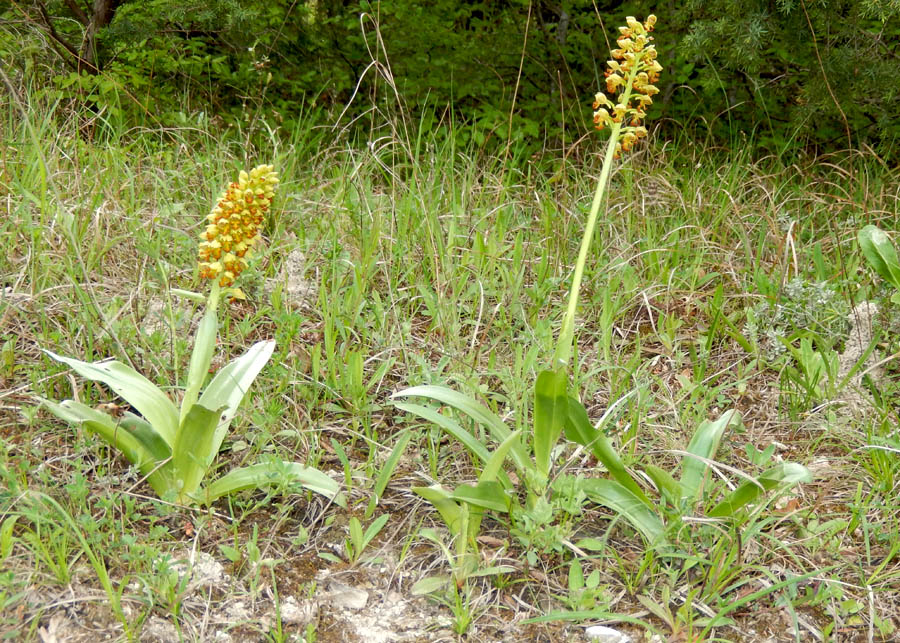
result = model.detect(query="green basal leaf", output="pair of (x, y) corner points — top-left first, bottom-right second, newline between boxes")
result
(413, 485), (464, 535)
(581, 478), (667, 546)
(41, 399), (174, 496)
(392, 385), (529, 474)
(708, 462), (812, 518)
(644, 464), (685, 508)
(170, 288), (206, 303)
(198, 339), (275, 454)
(363, 514), (390, 547)
(181, 304), (218, 425)
(533, 369), (568, 480)
(172, 402), (223, 501)
(565, 397), (651, 506)
(43, 350), (179, 447)
(418, 527), (458, 566)
(349, 516), (363, 549)
(859, 225), (900, 289)
(410, 574), (451, 596)
(0, 515), (19, 563)
(451, 480), (511, 513)
(201, 461), (344, 506)
(463, 429), (522, 541)
(480, 430), (522, 485)
(469, 565), (517, 577)
(680, 410), (741, 503)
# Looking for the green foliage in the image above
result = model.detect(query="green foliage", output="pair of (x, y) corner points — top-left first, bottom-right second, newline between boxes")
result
(676, 0), (900, 154)
(743, 277), (851, 361)
(4, 1), (898, 156)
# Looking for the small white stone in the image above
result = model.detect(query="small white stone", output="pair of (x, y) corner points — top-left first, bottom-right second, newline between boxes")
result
(585, 624), (632, 643)
(326, 582), (369, 610)
(278, 595), (317, 625)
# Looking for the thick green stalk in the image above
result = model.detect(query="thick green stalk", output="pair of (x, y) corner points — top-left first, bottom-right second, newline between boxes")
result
(553, 120), (621, 369)
(179, 280), (221, 424)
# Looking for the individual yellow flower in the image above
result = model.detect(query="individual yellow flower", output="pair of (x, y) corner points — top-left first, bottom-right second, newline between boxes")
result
(198, 164), (279, 287)
(592, 15), (662, 158)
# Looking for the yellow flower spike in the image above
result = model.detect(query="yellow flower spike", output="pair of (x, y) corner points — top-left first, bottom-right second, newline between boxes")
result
(591, 14), (661, 158)
(197, 164), (278, 287)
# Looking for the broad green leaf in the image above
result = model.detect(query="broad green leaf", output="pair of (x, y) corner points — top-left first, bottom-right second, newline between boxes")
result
(681, 410), (741, 503)
(170, 288), (206, 303)
(366, 429), (412, 519)
(581, 478), (666, 546)
(392, 401), (513, 488)
(181, 304), (217, 424)
(565, 397), (650, 506)
(362, 514), (390, 547)
(172, 403), (223, 500)
(466, 430), (522, 540)
(644, 464), (685, 507)
(418, 527), (457, 563)
(392, 385), (529, 474)
(533, 369), (568, 480)
(858, 225), (900, 289)
(524, 610), (660, 633)
(198, 340), (275, 453)
(41, 399), (174, 496)
(708, 462), (812, 518)
(201, 461), (343, 506)
(568, 559), (585, 592)
(480, 430), (522, 484)
(349, 517), (363, 549)
(318, 552), (343, 564)
(410, 575), (450, 595)
(450, 480), (511, 513)
(44, 350), (179, 447)
(413, 485), (463, 534)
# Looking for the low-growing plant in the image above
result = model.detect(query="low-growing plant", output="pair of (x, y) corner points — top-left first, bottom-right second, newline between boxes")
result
(38, 165), (343, 507)
(407, 430), (521, 593)
(742, 277), (851, 362)
(319, 514), (390, 565)
(559, 559), (610, 612)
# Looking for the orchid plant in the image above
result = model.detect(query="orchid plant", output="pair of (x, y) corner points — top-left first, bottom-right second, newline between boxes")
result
(40, 165), (343, 507)
(394, 16), (809, 552)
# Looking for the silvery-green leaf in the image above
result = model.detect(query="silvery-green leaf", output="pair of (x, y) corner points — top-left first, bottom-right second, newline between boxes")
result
(44, 351), (179, 447)
(200, 461), (343, 506)
(197, 340), (275, 454)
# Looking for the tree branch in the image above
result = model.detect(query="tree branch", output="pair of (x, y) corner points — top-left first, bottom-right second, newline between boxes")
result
(62, 0), (90, 25)
(34, 0), (82, 61)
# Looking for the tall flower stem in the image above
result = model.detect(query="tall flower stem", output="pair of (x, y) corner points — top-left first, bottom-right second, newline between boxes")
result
(553, 60), (642, 370)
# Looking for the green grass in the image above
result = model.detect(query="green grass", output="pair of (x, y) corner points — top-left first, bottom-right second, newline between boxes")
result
(2, 80), (900, 641)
